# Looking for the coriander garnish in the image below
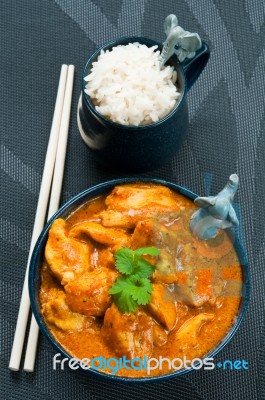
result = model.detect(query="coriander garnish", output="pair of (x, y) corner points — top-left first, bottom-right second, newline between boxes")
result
(109, 247), (159, 313)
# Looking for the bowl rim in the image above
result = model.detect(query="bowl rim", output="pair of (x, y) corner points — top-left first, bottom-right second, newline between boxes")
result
(80, 36), (187, 130)
(28, 177), (250, 383)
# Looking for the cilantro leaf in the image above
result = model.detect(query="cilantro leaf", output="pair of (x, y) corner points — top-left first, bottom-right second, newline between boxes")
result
(114, 248), (134, 275)
(129, 276), (153, 305)
(134, 247), (160, 257)
(109, 246), (159, 313)
(113, 292), (138, 313)
(134, 258), (156, 278)
(109, 277), (138, 312)
(108, 276), (132, 294)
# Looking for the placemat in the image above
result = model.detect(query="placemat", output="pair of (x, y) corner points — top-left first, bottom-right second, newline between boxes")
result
(1, 0), (264, 399)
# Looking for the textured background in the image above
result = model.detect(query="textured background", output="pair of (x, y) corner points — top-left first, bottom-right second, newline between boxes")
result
(1, 0), (265, 399)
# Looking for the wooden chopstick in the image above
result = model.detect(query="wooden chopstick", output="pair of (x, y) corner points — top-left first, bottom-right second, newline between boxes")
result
(8, 64), (69, 371)
(23, 65), (75, 372)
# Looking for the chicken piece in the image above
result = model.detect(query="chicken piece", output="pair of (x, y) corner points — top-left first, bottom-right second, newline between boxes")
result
(153, 324), (168, 347)
(42, 288), (86, 331)
(106, 185), (177, 210)
(146, 284), (177, 331)
(174, 313), (214, 349)
(130, 220), (154, 249)
(40, 264), (61, 304)
(69, 222), (129, 248)
(102, 304), (153, 359)
(65, 268), (118, 317)
(91, 248), (115, 269)
(100, 185), (180, 228)
(45, 219), (90, 285)
(99, 211), (132, 229)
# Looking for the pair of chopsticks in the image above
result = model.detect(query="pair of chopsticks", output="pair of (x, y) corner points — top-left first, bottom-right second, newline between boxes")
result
(9, 64), (75, 372)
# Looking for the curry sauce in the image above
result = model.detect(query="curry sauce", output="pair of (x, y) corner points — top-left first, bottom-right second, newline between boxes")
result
(39, 183), (243, 377)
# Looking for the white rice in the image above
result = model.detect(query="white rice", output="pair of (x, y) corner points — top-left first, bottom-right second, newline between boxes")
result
(84, 43), (180, 126)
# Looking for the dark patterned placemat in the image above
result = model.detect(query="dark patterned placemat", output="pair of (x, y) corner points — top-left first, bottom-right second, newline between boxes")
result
(1, 0), (264, 399)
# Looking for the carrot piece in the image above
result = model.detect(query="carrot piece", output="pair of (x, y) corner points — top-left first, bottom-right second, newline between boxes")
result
(192, 231), (234, 259)
(222, 266), (242, 281)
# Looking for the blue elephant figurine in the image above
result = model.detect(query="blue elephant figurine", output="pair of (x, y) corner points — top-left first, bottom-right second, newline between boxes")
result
(160, 14), (202, 65)
(190, 174), (239, 240)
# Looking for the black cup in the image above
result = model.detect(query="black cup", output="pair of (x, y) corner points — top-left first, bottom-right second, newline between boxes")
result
(78, 36), (210, 172)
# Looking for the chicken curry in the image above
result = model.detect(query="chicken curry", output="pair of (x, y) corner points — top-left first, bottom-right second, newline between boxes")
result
(40, 183), (243, 377)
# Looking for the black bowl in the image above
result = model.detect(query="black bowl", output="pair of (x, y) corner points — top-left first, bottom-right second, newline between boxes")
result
(77, 37), (209, 172)
(29, 177), (250, 382)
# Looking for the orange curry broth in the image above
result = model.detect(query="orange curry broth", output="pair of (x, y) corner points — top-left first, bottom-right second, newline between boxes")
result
(39, 183), (243, 378)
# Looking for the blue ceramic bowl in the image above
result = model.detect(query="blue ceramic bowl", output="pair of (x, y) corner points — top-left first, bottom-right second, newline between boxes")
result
(29, 178), (250, 382)
(77, 37), (210, 172)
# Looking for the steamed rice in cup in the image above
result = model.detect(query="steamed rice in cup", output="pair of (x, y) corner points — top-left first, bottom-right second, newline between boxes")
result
(78, 36), (210, 172)
(84, 43), (180, 126)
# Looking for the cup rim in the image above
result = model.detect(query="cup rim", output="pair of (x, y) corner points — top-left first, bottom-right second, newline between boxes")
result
(81, 36), (187, 130)
(28, 177), (250, 383)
